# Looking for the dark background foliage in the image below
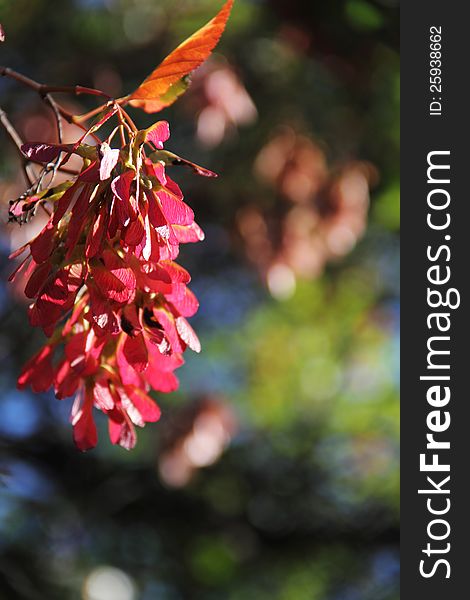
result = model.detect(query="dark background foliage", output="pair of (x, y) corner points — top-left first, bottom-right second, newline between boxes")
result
(0, 0), (399, 598)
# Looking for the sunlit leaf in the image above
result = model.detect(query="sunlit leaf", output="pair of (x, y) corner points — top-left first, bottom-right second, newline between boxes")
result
(131, 76), (190, 114)
(128, 0), (234, 113)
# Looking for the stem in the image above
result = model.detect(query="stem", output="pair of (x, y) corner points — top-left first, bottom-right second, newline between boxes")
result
(0, 66), (110, 99)
(107, 125), (121, 145)
(119, 124), (127, 146)
(116, 95), (131, 106)
(39, 94), (64, 188)
(117, 105), (138, 133)
(74, 104), (108, 123)
(43, 94), (63, 144)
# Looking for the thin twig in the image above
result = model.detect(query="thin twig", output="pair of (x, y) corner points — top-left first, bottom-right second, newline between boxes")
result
(119, 124), (127, 146)
(43, 94), (63, 143)
(117, 104), (138, 132)
(74, 104), (108, 123)
(39, 93), (64, 188)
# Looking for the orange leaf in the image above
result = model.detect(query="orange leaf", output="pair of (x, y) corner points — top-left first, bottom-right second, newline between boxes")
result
(128, 0), (234, 113)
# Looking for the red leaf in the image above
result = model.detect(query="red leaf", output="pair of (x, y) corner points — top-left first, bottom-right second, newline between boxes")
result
(85, 206), (108, 258)
(176, 316), (201, 353)
(88, 284), (120, 335)
(145, 368), (179, 393)
(9, 254), (30, 283)
(91, 251), (136, 303)
(168, 286), (199, 317)
(63, 294), (88, 336)
(64, 331), (102, 377)
(91, 263), (132, 303)
(72, 390), (98, 451)
(151, 160), (167, 185)
(128, 0), (234, 113)
(103, 250), (135, 291)
(30, 220), (55, 263)
(123, 216), (145, 247)
(157, 189), (194, 226)
(123, 333), (149, 372)
(21, 142), (73, 163)
(65, 187), (92, 257)
(121, 304), (142, 336)
(136, 260), (173, 293)
(108, 411), (124, 445)
(25, 261), (52, 299)
(54, 359), (81, 399)
(9, 241), (29, 260)
(111, 170), (136, 227)
(126, 386), (161, 422)
(173, 222), (205, 243)
(111, 170), (135, 202)
(108, 412), (137, 450)
(145, 121), (170, 149)
(152, 307), (185, 354)
(76, 160), (100, 183)
(146, 189), (170, 228)
(93, 380), (115, 411)
(17, 344), (55, 393)
(117, 345), (143, 387)
(161, 260), (191, 284)
(32, 264), (84, 330)
(53, 181), (83, 225)
(99, 142), (120, 180)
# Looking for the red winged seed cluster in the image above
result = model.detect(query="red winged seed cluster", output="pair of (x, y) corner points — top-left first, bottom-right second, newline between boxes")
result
(4, 0), (233, 451)
(12, 121), (214, 450)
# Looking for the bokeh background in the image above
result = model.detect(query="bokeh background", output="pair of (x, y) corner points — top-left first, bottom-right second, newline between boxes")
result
(0, 0), (399, 598)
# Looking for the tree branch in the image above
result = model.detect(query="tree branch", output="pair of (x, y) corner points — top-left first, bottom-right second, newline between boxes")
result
(0, 66), (110, 99)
